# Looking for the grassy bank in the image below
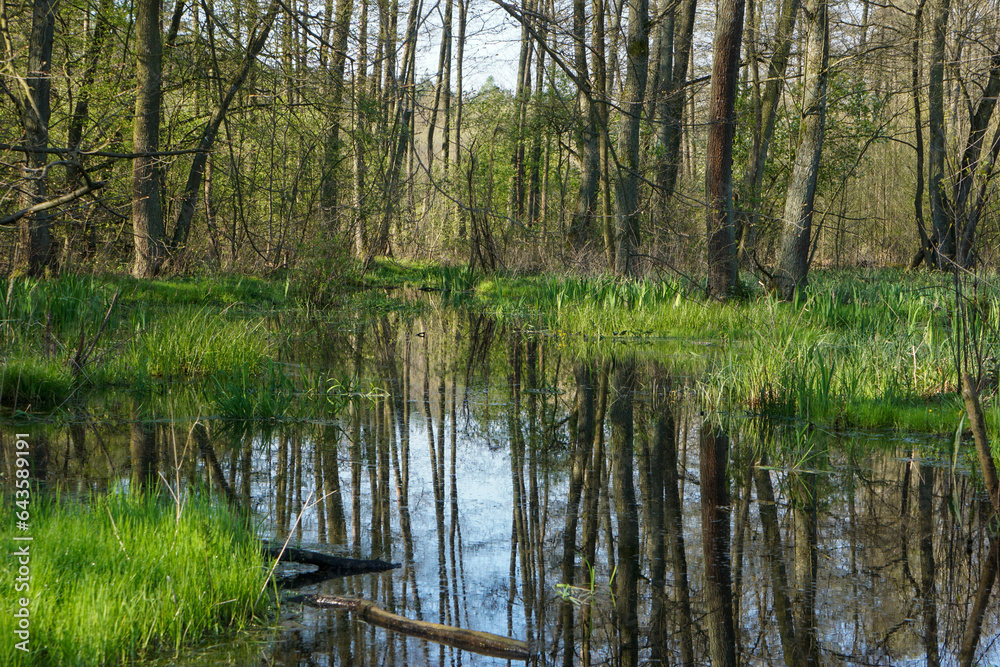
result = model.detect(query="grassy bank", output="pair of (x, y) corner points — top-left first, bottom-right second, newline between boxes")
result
(0, 274), (289, 411)
(366, 261), (996, 436)
(0, 492), (270, 666)
(3, 263), (997, 436)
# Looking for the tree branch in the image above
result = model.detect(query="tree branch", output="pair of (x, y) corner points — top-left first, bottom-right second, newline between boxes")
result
(0, 180), (105, 227)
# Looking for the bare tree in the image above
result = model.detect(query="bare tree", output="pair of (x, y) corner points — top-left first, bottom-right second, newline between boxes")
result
(4, 0), (56, 275)
(131, 0), (166, 277)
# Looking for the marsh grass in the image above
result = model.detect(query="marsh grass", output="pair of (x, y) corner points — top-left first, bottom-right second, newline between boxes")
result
(117, 307), (274, 380)
(1, 274), (286, 412)
(0, 491), (270, 666)
(451, 268), (988, 434)
(0, 358), (74, 410)
(211, 361), (296, 421)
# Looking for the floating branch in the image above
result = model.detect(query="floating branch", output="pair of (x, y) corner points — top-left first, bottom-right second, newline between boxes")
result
(299, 594), (532, 660)
(262, 541), (400, 576)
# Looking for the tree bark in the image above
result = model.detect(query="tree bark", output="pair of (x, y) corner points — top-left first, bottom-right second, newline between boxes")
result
(927, 0), (951, 266)
(954, 51), (1000, 265)
(613, 0), (649, 276)
(704, 0), (745, 299)
(654, 0), (696, 207)
(737, 0), (799, 259)
(569, 0), (600, 249)
(318, 0), (354, 224)
(13, 0), (56, 275)
(774, 0), (829, 299)
(131, 0), (166, 278)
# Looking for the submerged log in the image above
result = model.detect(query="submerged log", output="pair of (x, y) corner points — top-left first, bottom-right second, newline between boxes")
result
(262, 541), (400, 576)
(300, 594), (532, 660)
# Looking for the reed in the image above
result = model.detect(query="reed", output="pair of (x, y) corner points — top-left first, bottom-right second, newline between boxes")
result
(451, 268), (981, 433)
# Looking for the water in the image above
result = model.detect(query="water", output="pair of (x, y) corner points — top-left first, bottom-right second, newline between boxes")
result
(6, 307), (999, 666)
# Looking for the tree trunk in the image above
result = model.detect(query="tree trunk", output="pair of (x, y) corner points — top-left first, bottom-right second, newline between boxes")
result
(774, 0), (829, 300)
(737, 0), (799, 259)
(704, 0), (745, 298)
(352, 0), (370, 256)
(613, 0), (649, 277)
(132, 0), (166, 278)
(654, 0), (696, 208)
(954, 51), (1000, 265)
(13, 0), (56, 276)
(927, 0), (951, 266)
(318, 0), (355, 226)
(910, 0), (933, 269)
(569, 0), (600, 249)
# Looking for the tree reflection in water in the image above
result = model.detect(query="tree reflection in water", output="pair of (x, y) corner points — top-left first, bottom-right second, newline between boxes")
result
(16, 310), (1000, 665)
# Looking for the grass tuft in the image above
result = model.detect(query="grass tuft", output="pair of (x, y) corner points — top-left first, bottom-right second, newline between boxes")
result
(0, 491), (271, 667)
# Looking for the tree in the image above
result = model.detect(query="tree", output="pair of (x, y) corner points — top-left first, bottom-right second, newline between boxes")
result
(4, 0), (56, 275)
(737, 0), (800, 259)
(131, 0), (166, 278)
(704, 0), (745, 298)
(927, 0), (950, 267)
(568, 0), (601, 249)
(613, 0), (649, 276)
(652, 0), (696, 209)
(169, 0), (282, 256)
(774, 0), (830, 299)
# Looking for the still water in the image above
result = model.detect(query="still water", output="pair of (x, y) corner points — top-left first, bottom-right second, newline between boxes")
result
(11, 308), (1000, 665)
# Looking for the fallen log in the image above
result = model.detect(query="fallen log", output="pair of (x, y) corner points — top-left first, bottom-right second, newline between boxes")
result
(262, 541), (400, 576)
(300, 594), (532, 660)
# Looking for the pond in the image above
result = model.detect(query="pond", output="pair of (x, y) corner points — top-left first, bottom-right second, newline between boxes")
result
(6, 305), (1000, 666)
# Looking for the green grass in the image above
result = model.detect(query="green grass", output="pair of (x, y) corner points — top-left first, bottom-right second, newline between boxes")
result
(401, 266), (997, 436)
(0, 274), (290, 410)
(0, 358), (74, 411)
(0, 491), (271, 667)
(114, 307), (275, 380)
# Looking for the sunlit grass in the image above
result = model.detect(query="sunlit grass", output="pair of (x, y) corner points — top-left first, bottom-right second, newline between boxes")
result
(0, 492), (271, 666)
(115, 307), (274, 380)
(448, 267), (991, 434)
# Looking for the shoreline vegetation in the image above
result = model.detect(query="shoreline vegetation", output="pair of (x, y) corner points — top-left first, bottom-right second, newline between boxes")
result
(2, 261), (999, 663)
(0, 492), (270, 667)
(1, 263), (997, 437)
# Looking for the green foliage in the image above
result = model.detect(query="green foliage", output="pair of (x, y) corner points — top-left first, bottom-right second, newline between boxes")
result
(0, 492), (270, 666)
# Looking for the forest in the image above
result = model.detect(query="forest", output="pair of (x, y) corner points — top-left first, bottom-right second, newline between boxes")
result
(2, 0), (998, 289)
